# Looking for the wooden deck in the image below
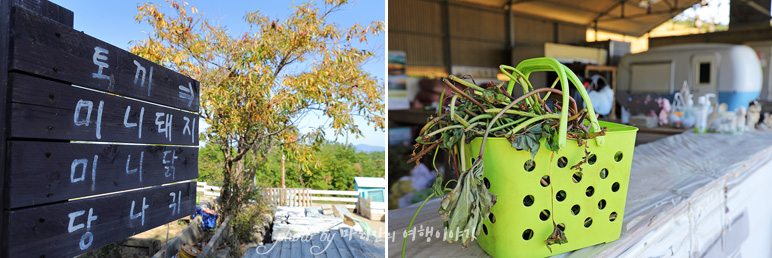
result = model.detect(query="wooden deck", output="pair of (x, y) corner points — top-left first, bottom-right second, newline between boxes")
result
(244, 228), (384, 258)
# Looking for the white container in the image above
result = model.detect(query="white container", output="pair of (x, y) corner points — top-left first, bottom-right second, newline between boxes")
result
(695, 96), (710, 133)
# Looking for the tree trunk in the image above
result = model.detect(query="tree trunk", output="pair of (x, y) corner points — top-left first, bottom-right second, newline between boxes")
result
(219, 159), (234, 225)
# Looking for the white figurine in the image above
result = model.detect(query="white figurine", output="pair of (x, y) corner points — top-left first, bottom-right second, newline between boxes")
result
(735, 107), (747, 133)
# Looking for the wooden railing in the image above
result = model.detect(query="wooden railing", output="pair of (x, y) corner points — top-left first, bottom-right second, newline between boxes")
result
(196, 182), (221, 198)
(264, 188), (359, 209)
(196, 183), (359, 210)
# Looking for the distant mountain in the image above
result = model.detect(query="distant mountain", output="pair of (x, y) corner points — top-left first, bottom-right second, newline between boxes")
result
(354, 144), (385, 153)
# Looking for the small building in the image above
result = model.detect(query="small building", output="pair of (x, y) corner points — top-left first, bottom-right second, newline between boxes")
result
(354, 177), (386, 202)
(354, 177), (386, 220)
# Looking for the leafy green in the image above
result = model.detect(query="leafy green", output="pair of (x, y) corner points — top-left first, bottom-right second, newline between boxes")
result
(481, 87), (506, 105)
(509, 125), (543, 158)
(439, 162), (497, 247)
(441, 128), (464, 150)
(542, 123), (560, 152)
(431, 174), (444, 197)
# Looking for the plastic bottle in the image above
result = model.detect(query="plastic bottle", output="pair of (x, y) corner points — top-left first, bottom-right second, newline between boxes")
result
(695, 96), (710, 133)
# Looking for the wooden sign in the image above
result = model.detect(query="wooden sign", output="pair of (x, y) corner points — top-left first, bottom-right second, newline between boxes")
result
(6, 182), (196, 257)
(10, 73), (199, 145)
(10, 6), (200, 111)
(7, 141), (198, 209)
(0, 1), (201, 257)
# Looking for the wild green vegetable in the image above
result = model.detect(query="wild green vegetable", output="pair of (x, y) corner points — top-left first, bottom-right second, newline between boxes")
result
(403, 58), (606, 256)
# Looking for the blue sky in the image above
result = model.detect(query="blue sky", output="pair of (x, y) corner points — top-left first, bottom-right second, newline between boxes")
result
(50, 0), (386, 147)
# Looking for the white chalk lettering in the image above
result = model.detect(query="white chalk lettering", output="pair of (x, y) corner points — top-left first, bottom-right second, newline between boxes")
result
(74, 100), (104, 139)
(96, 101), (104, 139)
(133, 60), (154, 96)
(68, 208), (98, 250)
(123, 105), (145, 139)
(91, 155), (98, 191)
(126, 151), (144, 182)
(183, 116), (196, 143)
(312, 231), (335, 254)
(178, 82), (194, 107)
(73, 100), (93, 126)
(67, 210), (85, 232)
(162, 150), (179, 180)
(71, 158), (88, 183)
(155, 112), (173, 141)
(71, 156), (98, 189)
(169, 190), (182, 215)
(130, 197), (149, 226)
(79, 232), (94, 250)
(92, 47), (110, 80)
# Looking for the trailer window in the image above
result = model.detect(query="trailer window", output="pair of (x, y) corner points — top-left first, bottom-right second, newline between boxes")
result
(698, 62), (711, 84)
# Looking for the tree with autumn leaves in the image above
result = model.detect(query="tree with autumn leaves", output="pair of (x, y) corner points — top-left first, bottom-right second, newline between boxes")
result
(130, 0), (385, 221)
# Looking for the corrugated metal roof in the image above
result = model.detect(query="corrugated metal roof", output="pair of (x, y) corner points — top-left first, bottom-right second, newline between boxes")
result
(453, 0), (702, 37)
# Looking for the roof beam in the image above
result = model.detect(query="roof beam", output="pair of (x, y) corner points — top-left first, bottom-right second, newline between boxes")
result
(591, 0), (628, 23)
(598, 10), (678, 21)
(525, 0), (608, 15)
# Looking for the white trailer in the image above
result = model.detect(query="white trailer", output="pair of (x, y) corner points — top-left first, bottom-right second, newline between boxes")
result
(617, 43), (762, 111)
(744, 40), (772, 102)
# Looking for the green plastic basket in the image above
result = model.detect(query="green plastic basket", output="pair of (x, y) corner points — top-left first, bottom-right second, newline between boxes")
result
(461, 58), (638, 257)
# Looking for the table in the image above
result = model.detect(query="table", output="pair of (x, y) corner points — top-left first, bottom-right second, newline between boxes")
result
(389, 131), (772, 257)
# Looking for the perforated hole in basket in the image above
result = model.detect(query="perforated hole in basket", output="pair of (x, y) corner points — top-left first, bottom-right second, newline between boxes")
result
(556, 190), (566, 202)
(572, 172), (582, 183)
(557, 223), (566, 232)
(586, 186), (595, 197)
(557, 156), (568, 168)
(612, 182), (620, 192)
(483, 177), (491, 189)
(584, 217), (593, 228)
(524, 159), (535, 172)
(483, 224), (488, 235)
(523, 195), (534, 207)
(614, 151), (623, 162)
(489, 212), (496, 223)
(571, 205), (580, 215)
(540, 175), (550, 187)
(600, 168), (609, 179)
(598, 199), (606, 210)
(540, 210), (550, 221)
(588, 154), (597, 165)
(522, 229), (533, 240)
(609, 212), (618, 222)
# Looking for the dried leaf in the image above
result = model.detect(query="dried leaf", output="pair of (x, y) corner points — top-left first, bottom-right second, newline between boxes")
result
(545, 222), (568, 252)
(439, 162), (497, 248)
(509, 126), (542, 158)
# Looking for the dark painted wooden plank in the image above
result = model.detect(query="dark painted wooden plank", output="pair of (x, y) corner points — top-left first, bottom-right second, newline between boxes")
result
(292, 238), (303, 257)
(349, 233), (384, 258)
(10, 7), (199, 111)
(268, 242), (282, 258)
(1, 0), (74, 253)
(339, 228), (369, 258)
(322, 232), (343, 258)
(281, 238), (293, 258)
(5, 182), (195, 258)
(331, 230), (354, 258)
(7, 141), (198, 209)
(12, 0), (73, 27)
(10, 72), (199, 145)
(310, 232), (328, 258)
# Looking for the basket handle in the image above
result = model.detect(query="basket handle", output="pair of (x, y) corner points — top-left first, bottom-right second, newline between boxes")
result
(508, 57), (605, 149)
